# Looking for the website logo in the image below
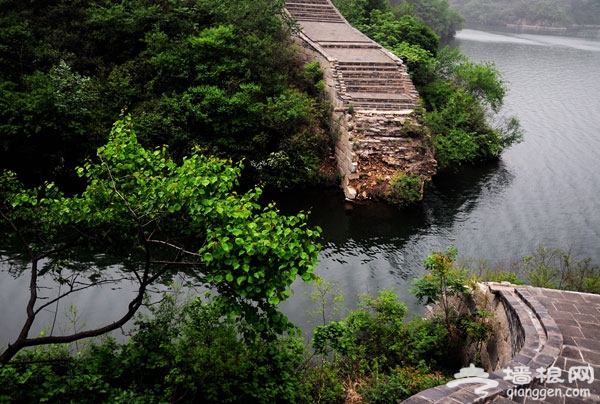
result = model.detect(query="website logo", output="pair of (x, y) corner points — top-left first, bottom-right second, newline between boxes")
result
(447, 364), (594, 401)
(446, 364), (499, 398)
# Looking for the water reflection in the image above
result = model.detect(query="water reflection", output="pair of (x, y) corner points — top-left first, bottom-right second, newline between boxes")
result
(270, 158), (514, 257)
(3, 26), (600, 344)
(273, 158), (515, 332)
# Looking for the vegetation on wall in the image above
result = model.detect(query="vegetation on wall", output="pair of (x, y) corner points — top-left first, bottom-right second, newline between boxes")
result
(387, 172), (424, 206)
(332, 0), (522, 170)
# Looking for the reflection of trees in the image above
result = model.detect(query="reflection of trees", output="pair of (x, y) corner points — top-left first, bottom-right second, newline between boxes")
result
(422, 159), (515, 229)
(270, 160), (514, 283)
(276, 159), (514, 250)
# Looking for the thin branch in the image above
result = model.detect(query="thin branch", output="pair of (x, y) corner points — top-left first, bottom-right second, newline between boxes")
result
(149, 260), (202, 266)
(0, 210), (35, 260)
(147, 239), (203, 258)
(0, 276), (149, 364)
(33, 277), (129, 314)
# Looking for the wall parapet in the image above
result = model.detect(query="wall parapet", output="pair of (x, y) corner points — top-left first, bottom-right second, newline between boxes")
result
(402, 284), (565, 403)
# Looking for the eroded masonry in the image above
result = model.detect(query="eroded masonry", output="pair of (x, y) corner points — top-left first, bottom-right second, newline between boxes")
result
(285, 0), (436, 201)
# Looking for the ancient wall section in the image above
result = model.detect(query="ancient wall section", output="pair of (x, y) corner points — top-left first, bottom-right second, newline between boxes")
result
(285, 0), (436, 201)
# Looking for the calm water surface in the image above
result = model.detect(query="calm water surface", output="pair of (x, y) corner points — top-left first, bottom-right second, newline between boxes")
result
(281, 27), (600, 329)
(2, 28), (600, 344)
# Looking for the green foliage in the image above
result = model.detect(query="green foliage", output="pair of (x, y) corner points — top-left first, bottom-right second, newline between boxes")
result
(0, 0), (333, 190)
(307, 277), (346, 326)
(387, 172), (424, 206)
(412, 246), (472, 305)
(0, 293), (310, 403)
(423, 48), (523, 168)
(362, 11), (440, 55)
(313, 321), (357, 357)
(309, 288), (453, 402)
(516, 246), (600, 293)
(360, 365), (449, 404)
(335, 0), (463, 42)
(390, 0), (464, 42)
(311, 289), (455, 372)
(411, 246), (496, 361)
(479, 268), (525, 285)
(0, 115), (320, 362)
(333, 0), (392, 24)
(301, 362), (346, 404)
(462, 246), (600, 294)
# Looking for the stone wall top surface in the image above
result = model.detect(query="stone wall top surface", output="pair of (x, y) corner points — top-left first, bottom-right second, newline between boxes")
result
(402, 284), (600, 404)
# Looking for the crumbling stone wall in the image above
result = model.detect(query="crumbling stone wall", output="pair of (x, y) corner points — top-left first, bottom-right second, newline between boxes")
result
(291, 34), (436, 201)
(287, 2), (436, 201)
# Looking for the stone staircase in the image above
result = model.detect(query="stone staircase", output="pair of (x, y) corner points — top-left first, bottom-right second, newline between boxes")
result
(337, 61), (417, 110)
(284, 0), (434, 201)
(284, 0), (419, 112)
(284, 0), (344, 23)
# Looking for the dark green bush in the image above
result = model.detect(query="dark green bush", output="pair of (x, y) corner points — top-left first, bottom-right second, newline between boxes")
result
(387, 172), (424, 206)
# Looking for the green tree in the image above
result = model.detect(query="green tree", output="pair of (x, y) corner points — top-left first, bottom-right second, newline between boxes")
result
(422, 47), (522, 168)
(412, 246), (472, 334)
(390, 0), (464, 42)
(0, 0), (334, 190)
(0, 115), (320, 364)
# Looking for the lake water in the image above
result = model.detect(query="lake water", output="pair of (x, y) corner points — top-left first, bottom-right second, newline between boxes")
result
(280, 27), (600, 330)
(2, 28), (600, 346)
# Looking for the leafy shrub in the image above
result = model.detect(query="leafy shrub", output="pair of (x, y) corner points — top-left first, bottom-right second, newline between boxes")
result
(516, 246), (600, 293)
(387, 172), (423, 206)
(0, 293), (310, 404)
(302, 362), (346, 404)
(412, 246), (494, 367)
(360, 365), (450, 404)
(485, 270), (524, 285)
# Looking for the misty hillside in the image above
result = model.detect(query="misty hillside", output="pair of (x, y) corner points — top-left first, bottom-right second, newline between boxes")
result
(448, 0), (600, 27)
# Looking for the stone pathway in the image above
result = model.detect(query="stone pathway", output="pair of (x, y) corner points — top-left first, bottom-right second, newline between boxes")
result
(505, 287), (600, 403)
(402, 285), (600, 403)
(284, 0), (419, 111)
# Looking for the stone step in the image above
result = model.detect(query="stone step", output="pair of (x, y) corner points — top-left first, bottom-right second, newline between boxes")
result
(347, 92), (416, 110)
(338, 61), (398, 66)
(288, 15), (344, 22)
(345, 85), (406, 94)
(286, 0), (331, 4)
(285, 5), (338, 15)
(286, 2), (334, 8)
(285, 1), (342, 21)
(340, 70), (401, 78)
(344, 78), (405, 86)
(337, 63), (400, 72)
(285, 4), (336, 11)
(320, 42), (379, 49)
(349, 92), (412, 101)
(352, 103), (415, 111)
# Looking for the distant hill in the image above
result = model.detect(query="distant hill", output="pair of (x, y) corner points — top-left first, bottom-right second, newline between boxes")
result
(448, 0), (600, 28)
